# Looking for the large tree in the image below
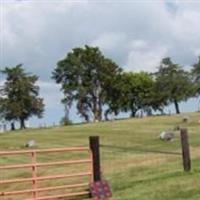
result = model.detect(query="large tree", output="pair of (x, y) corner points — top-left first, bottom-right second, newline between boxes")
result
(52, 45), (121, 122)
(104, 74), (123, 120)
(106, 72), (157, 118)
(121, 72), (158, 117)
(154, 57), (196, 114)
(0, 64), (44, 129)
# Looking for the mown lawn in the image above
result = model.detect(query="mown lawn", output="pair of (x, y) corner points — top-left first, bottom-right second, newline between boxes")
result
(1, 113), (200, 200)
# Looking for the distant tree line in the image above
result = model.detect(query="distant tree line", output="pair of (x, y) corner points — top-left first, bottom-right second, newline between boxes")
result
(1, 45), (200, 129)
(52, 45), (200, 122)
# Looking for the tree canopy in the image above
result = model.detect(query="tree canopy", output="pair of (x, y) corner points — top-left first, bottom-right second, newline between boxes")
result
(0, 64), (44, 129)
(192, 57), (200, 95)
(52, 45), (122, 122)
(154, 57), (196, 114)
(53, 46), (199, 121)
(115, 72), (155, 117)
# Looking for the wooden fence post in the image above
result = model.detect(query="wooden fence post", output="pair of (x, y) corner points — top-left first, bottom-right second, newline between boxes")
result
(89, 136), (101, 182)
(180, 128), (191, 172)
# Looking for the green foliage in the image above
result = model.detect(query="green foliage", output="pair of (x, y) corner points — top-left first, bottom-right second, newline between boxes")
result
(52, 45), (121, 122)
(103, 74), (122, 120)
(108, 72), (160, 117)
(0, 64), (45, 129)
(192, 56), (200, 94)
(192, 56), (200, 82)
(53, 46), (198, 120)
(154, 57), (196, 114)
(60, 116), (73, 126)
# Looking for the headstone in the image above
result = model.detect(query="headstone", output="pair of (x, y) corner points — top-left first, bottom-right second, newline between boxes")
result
(25, 140), (35, 148)
(160, 131), (174, 141)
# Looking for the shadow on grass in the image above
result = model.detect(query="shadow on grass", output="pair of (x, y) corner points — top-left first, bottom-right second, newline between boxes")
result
(112, 170), (193, 192)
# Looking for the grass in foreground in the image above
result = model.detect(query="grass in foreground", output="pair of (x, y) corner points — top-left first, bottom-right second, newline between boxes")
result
(1, 113), (200, 200)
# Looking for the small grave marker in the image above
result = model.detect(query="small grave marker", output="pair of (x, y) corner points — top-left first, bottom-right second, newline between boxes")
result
(25, 140), (35, 148)
(160, 131), (174, 141)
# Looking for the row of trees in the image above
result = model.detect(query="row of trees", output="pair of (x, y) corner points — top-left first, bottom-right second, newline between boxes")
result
(1, 45), (200, 129)
(52, 45), (200, 122)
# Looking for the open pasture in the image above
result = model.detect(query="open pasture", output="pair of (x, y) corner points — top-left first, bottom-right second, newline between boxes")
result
(1, 113), (200, 200)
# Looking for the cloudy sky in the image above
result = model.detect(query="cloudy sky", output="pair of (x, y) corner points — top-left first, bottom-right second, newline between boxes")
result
(1, 0), (200, 126)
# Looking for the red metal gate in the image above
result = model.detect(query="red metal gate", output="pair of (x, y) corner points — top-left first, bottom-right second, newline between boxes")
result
(0, 137), (100, 200)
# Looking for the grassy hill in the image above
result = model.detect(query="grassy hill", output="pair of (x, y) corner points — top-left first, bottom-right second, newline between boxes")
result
(1, 113), (200, 200)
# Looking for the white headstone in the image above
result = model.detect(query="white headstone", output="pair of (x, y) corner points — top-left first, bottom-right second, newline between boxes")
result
(160, 131), (174, 141)
(25, 140), (35, 148)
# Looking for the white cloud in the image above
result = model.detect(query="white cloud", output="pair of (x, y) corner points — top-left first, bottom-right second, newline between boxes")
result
(0, 79), (62, 109)
(125, 40), (168, 72)
(90, 32), (126, 51)
(130, 40), (147, 50)
(2, 0), (200, 73)
(172, 10), (200, 43)
(2, 0), (200, 122)
(0, 80), (5, 86)
(192, 48), (200, 57)
(37, 81), (63, 109)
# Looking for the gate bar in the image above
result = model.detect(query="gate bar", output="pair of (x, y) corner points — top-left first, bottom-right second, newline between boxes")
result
(0, 159), (92, 170)
(0, 138), (98, 199)
(0, 147), (90, 155)
(0, 172), (92, 184)
(25, 191), (90, 200)
(0, 182), (89, 196)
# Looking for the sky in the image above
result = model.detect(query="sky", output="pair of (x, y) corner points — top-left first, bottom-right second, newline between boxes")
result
(1, 0), (200, 127)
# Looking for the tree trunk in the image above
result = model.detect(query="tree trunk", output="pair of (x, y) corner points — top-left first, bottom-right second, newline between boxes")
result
(104, 109), (110, 121)
(20, 118), (26, 129)
(130, 107), (137, 117)
(174, 99), (180, 114)
(146, 108), (152, 116)
(93, 96), (98, 122)
(98, 100), (102, 121)
(83, 113), (90, 123)
(93, 97), (102, 122)
(11, 122), (15, 131)
(94, 110), (100, 122)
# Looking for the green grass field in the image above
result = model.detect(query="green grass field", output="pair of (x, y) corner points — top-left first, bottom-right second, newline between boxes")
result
(1, 113), (200, 200)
